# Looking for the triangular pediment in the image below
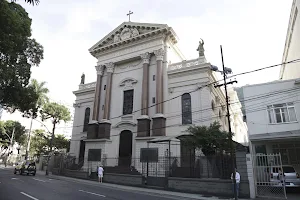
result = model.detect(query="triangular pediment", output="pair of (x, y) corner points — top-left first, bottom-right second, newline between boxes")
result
(89, 22), (177, 56)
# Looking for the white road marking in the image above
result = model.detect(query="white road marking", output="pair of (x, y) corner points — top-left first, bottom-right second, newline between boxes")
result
(11, 178), (18, 180)
(20, 192), (39, 200)
(32, 178), (46, 182)
(79, 190), (106, 197)
(48, 179), (53, 181)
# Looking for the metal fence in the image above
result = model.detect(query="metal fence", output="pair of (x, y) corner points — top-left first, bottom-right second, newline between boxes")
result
(53, 154), (234, 181)
(254, 153), (287, 199)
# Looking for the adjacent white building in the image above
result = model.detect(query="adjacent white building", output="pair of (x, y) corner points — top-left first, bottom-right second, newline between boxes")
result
(241, 79), (300, 171)
(69, 22), (248, 172)
(279, 0), (300, 80)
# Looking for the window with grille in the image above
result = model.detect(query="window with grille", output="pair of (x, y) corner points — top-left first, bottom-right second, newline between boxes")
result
(267, 102), (297, 124)
(123, 90), (134, 115)
(182, 93), (192, 124)
(83, 107), (90, 132)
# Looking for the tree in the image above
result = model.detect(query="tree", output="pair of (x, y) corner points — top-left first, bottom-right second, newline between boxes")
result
(23, 79), (49, 159)
(182, 121), (233, 156)
(11, 0), (40, 6)
(29, 129), (48, 156)
(40, 102), (70, 175)
(0, 120), (26, 146)
(29, 129), (70, 156)
(23, 79), (49, 118)
(0, 0), (43, 113)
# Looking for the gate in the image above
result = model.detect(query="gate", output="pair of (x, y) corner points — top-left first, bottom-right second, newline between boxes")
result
(254, 153), (287, 199)
(141, 156), (170, 188)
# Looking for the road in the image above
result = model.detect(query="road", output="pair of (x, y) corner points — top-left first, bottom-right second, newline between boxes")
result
(0, 167), (200, 200)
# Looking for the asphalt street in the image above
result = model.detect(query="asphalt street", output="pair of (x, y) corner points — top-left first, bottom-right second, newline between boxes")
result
(0, 167), (202, 200)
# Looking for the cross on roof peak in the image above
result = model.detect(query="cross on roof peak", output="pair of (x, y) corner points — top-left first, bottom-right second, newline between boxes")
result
(127, 10), (133, 22)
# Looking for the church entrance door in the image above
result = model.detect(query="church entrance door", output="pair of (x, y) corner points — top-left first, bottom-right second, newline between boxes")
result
(118, 130), (133, 166)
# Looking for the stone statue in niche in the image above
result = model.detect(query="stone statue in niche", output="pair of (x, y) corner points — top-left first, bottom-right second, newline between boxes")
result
(196, 38), (205, 57)
(80, 73), (85, 84)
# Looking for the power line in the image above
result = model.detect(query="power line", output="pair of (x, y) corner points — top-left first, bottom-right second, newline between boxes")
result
(227, 58), (300, 79)
(36, 59), (300, 134)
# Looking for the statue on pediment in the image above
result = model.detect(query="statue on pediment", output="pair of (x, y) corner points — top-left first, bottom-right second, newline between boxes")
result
(196, 38), (205, 57)
(80, 73), (85, 84)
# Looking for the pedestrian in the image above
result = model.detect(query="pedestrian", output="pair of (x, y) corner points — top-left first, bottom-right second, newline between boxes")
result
(231, 168), (240, 199)
(98, 165), (104, 183)
(278, 169), (285, 186)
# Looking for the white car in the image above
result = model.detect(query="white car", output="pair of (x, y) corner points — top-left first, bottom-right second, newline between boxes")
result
(270, 165), (300, 187)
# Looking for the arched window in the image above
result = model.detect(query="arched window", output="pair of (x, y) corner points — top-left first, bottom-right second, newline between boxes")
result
(182, 93), (192, 124)
(83, 107), (90, 132)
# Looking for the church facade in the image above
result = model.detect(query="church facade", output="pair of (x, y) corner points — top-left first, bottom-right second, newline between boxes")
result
(69, 22), (247, 172)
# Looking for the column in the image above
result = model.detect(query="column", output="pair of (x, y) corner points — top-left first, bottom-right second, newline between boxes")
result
(99, 62), (114, 139)
(152, 48), (166, 136)
(87, 65), (103, 139)
(137, 52), (151, 137)
(154, 48), (165, 114)
(103, 62), (114, 120)
(92, 65), (104, 121)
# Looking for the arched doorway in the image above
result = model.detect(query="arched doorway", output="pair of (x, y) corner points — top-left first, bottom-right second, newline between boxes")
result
(118, 130), (133, 166)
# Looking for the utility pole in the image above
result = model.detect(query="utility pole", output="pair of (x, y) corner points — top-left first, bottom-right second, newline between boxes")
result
(45, 122), (56, 176)
(25, 118), (33, 160)
(213, 45), (238, 200)
(10, 127), (15, 152)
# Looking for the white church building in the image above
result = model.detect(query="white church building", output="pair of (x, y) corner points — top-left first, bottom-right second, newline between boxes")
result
(69, 22), (248, 172)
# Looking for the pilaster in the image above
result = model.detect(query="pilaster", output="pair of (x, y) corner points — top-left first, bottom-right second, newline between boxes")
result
(152, 49), (166, 136)
(103, 62), (115, 120)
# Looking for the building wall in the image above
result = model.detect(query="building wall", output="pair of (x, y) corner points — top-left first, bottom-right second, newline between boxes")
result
(242, 79), (300, 137)
(69, 90), (94, 159)
(280, 0), (300, 80)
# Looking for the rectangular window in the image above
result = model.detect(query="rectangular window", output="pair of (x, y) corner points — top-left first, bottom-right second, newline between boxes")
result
(153, 75), (155, 81)
(123, 90), (134, 115)
(88, 149), (101, 161)
(267, 103), (297, 124)
(104, 85), (106, 90)
(152, 97), (155, 104)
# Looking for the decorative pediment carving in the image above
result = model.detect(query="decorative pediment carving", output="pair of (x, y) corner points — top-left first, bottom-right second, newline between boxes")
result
(119, 78), (138, 90)
(89, 22), (178, 56)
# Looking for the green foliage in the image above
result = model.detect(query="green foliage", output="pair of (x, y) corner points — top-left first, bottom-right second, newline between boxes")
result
(0, 120), (26, 146)
(29, 129), (70, 156)
(22, 79), (49, 118)
(0, 0), (43, 113)
(40, 102), (71, 124)
(11, 0), (40, 5)
(182, 121), (233, 156)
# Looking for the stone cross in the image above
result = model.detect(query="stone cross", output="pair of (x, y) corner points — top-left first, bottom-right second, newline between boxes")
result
(127, 10), (133, 22)
(196, 38), (205, 57)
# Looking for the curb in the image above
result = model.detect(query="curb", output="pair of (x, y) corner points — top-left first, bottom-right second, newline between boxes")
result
(42, 173), (249, 200)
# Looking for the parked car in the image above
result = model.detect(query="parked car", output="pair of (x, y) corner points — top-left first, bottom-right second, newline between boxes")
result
(270, 165), (300, 187)
(14, 160), (36, 176)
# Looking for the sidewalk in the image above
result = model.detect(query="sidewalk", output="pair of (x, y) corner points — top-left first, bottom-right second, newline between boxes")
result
(36, 171), (249, 200)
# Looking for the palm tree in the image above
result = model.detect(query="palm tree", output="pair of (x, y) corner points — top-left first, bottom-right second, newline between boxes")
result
(25, 79), (49, 159)
(30, 79), (49, 107)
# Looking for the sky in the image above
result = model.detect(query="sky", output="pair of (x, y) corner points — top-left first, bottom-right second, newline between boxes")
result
(1, 0), (293, 137)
